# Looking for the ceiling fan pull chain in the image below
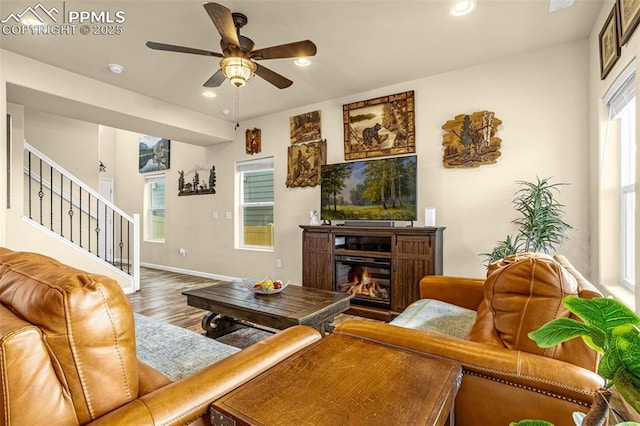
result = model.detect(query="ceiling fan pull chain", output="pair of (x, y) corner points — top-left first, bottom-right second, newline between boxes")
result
(235, 86), (240, 130)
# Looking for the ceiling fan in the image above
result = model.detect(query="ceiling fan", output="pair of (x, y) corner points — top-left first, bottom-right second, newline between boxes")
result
(146, 2), (317, 89)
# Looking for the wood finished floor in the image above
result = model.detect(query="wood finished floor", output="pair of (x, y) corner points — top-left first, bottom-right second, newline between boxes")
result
(128, 267), (370, 338)
(127, 267), (227, 335)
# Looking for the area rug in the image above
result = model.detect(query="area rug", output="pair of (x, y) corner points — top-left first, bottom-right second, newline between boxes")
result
(134, 313), (240, 381)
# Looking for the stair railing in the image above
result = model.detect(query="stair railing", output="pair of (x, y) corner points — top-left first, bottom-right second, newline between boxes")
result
(23, 142), (139, 290)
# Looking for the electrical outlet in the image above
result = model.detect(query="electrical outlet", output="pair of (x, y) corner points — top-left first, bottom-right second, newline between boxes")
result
(225, 211), (232, 220)
(276, 259), (282, 268)
(212, 211), (218, 220)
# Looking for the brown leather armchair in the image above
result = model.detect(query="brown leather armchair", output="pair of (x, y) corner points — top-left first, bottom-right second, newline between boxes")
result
(0, 247), (321, 425)
(335, 253), (605, 426)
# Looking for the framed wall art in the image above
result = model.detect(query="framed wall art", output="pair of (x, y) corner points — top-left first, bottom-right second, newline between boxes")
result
(617, 0), (640, 45)
(599, 4), (621, 80)
(285, 139), (326, 188)
(139, 136), (170, 173)
(343, 90), (415, 160)
(441, 110), (502, 169)
(246, 128), (261, 155)
(290, 110), (321, 144)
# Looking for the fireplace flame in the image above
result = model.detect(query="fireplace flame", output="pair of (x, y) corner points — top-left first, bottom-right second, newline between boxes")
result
(340, 266), (389, 300)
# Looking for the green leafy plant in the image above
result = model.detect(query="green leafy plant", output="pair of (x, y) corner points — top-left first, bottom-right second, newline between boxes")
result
(527, 296), (640, 425)
(484, 177), (572, 265)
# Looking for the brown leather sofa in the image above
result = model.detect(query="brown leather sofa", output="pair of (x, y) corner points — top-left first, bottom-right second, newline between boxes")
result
(0, 247), (321, 425)
(334, 253), (606, 426)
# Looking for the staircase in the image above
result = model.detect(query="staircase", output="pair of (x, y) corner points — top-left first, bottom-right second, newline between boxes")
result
(23, 142), (139, 290)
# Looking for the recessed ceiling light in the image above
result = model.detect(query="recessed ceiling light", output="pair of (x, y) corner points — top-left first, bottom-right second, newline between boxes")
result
(221, 109), (231, 115)
(107, 63), (124, 74)
(294, 57), (311, 67)
(450, 0), (476, 16)
(202, 91), (217, 98)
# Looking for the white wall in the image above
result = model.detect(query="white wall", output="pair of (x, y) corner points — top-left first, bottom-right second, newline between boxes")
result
(107, 40), (591, 283)
(2, 40), (592, 286)
(24, 108), (99, 189)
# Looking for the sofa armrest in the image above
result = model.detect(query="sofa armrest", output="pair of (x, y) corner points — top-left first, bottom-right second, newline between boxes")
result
(88, 325), (322, 426)
(419, 276), (485, 310)
(335, 320), (604, 426)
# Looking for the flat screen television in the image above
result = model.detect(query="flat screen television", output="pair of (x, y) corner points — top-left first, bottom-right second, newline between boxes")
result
(320, 155), (417, 222)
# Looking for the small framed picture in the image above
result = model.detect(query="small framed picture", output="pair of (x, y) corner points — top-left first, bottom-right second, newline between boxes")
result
(617, 0), (640, 45)
(139, 136), (170, 173)
(599, 4), (621, 80)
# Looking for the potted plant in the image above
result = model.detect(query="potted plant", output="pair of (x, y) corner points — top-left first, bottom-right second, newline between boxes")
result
(512, 296), (640, 426)
(485, 176), (572, 264)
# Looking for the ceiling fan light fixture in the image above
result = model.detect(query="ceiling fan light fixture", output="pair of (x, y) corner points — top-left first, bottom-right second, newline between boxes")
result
(221, 56), (257, 87)
(450, 0), (476, 16)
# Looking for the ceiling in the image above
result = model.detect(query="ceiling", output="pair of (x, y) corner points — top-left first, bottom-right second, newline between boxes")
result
(1, 0), (604, 123)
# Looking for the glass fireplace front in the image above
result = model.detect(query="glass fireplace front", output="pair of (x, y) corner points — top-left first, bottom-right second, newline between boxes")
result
(334, 255), (391, 308)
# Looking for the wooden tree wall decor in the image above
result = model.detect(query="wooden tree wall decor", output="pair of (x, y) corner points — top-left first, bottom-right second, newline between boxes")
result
(178, 165), (216, 196)
(285, 139), (327, 188)
(441, 110), (503, 168)
(246, 128), (261, 155)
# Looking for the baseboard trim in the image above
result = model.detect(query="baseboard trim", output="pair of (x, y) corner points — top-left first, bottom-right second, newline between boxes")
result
(140, 262), (239, 282)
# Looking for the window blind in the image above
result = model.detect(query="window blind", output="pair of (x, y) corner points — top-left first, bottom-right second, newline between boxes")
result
(237, 157), (274, 173)
(604, 60), (636, 119)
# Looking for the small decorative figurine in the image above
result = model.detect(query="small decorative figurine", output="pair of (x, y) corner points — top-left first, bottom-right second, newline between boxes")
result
(310, 210), (321, 225)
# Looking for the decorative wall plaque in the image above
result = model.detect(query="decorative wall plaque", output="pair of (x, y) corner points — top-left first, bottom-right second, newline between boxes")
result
(442, 110), (502, 168)
(290, 110), (321, 144)
(245, 128), (261, 155)
(343, 91), (415, 160)
(285, 139), (326, 188)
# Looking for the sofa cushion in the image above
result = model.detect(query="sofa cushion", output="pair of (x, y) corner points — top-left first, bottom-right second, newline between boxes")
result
(0, 249), (138, 424)
(481, 252), (579, 355)
(390, 299), (477, 339)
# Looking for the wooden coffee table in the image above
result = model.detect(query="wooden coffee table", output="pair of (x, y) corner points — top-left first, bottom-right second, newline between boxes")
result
(183, 281), (353, 338)
(211, 330), (462, 426)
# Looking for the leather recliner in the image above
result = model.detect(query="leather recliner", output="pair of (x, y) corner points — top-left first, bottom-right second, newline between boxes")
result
(0, 247), (321, 425)
(334, 253), (605, 426)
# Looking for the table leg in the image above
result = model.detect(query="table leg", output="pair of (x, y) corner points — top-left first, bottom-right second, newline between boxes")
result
(201, 312), (242, 338)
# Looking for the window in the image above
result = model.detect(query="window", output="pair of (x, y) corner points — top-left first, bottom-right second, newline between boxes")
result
(619, 100), (635, 289)
(145, 174), (165, 242)
(237, 157), (274, 249)
(604, 62), (636, 290)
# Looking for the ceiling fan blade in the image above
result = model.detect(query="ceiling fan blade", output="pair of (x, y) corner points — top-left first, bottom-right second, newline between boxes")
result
(146, 41), (223, 58)
(203, 2), (240, 48)
(203, 69), (226, 87)
(255, 63), (293, 89)
(251, 40), (317, 60)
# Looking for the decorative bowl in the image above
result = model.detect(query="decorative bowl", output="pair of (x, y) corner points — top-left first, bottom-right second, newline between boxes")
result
(242, 277), (290, 295)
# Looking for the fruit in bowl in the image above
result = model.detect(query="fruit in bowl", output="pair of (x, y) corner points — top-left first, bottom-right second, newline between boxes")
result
(243, 277), (289, 294)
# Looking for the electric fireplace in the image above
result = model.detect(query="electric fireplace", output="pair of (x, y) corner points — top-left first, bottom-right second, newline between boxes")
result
(334, 255), (391, 309)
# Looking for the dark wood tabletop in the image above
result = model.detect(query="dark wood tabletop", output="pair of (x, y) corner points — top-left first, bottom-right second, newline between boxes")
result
(211, 331), (462, 426)
(183, 281), (353, 336)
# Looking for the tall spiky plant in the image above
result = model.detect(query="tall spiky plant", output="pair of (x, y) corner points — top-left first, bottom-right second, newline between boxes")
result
(484, 177), (572, 265)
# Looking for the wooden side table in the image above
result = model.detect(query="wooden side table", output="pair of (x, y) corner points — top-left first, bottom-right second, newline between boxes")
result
(211, 330), (462, 426)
